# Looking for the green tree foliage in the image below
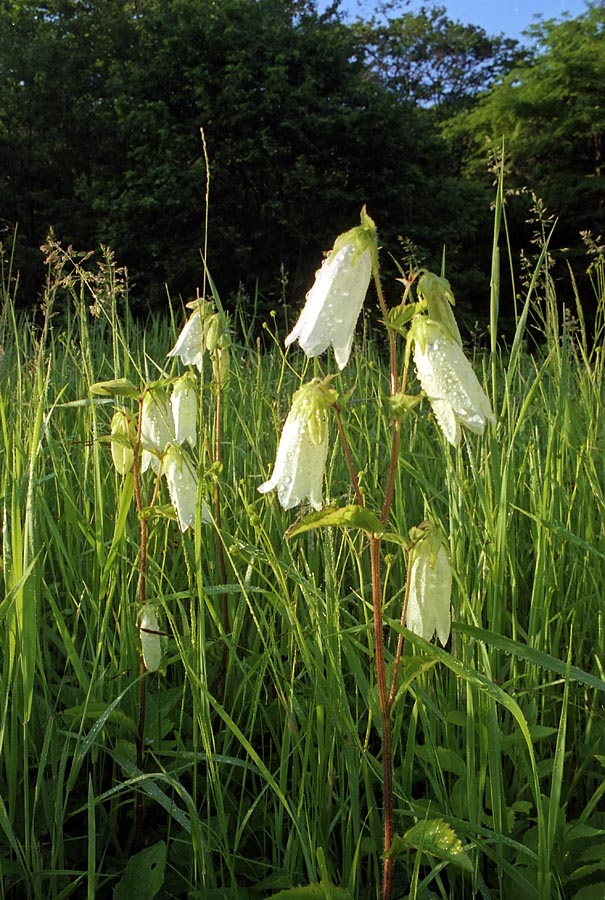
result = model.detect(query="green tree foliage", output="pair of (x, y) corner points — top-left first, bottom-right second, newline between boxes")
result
(0, 0), (488, 316)
(447, 3), (605, 246)
(353, 2), (523, 114)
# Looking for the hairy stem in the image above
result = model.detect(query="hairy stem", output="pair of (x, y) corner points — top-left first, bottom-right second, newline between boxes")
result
(370, 535), (394, 900)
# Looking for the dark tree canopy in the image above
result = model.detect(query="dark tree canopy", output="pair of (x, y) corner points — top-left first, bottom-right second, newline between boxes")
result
(352, 2), (524, 113)
(1, 0), (601, 326)
(447, 3), (605, 247)
(0, 0), (498, 315)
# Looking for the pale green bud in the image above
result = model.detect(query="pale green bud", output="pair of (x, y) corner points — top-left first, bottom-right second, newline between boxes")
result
(110, 408), (135, 475)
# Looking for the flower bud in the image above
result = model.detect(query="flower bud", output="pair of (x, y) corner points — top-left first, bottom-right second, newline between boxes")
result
(110, 408), (135, 475)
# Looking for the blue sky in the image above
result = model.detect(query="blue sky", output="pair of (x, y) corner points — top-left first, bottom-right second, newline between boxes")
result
(318, 0), (592, 41)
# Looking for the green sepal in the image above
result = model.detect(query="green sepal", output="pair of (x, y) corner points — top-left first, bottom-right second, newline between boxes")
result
(286, 504), (384, 539)
(139, 504), (177, 523)
(385, 819), (473, 872)
(99, 432), (131, 449)
(387, 391), (424, 420)
(417, 271), (462, 345)
(90, 378), (140, 398)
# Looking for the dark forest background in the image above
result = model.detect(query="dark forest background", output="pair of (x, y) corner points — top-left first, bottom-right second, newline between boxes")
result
(1, 0), (603, 329)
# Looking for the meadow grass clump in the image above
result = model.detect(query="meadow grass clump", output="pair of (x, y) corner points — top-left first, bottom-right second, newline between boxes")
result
(0, 213), (604, 900)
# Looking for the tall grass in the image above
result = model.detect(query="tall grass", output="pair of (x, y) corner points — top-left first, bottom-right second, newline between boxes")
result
(0, 223), (604, 900)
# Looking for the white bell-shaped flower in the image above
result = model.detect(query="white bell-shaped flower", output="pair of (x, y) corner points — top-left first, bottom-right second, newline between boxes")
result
(406, 527), (452, 646)
(139, 603), (162, 672)
(163, 444), (210, 531)
(258, 380), (338, 510)
(285, 209), (377, 370)
(140, 389), (175, 473)
(167, 299), (222, 371)
(170, 374), (197, 447)
(412, 318), (495, 446)
(167, 309), (205, 370)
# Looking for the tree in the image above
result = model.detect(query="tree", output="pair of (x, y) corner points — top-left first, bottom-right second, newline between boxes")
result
(447, 3), (605, 244)
(352, 2), (523, 114)
(0, 0), (492, 318)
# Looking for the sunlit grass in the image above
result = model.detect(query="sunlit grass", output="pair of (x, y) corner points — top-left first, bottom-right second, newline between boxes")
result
(0, 229), (604, 900)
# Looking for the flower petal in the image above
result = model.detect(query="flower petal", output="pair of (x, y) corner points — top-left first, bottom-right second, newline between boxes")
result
(406, 533), (452, 646)
(258, 404), (328, 510)
(140, 604), (162, 672)
(171, 376), (197, 447)
(164, 446), (199, 531)
(413, 320), (495, 446)
(286, 243), (371, 370)
(167, 311), (205, 370)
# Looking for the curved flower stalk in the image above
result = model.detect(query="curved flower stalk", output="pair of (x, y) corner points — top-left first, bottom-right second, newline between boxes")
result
(412, 318), (495, 446)
(171, 374), (198, 447)
(285, 208), (377, 370)
(406, 525), (452, 646)
(258, 379), (338, 510)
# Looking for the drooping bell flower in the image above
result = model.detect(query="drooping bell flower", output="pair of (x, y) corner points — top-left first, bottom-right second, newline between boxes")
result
(167, 299), (221, 371)
(412, 317), (495, 446)
(140, 389), (175, 473)
(163, 444), (210, 531)
(406, 525), (452, 646)
(139, 603), (162, 672)
(285, 208), (377, 370)
(170, 374), (197, 447)
(258, 379), (338, 510)
(110, 408), (135, 475)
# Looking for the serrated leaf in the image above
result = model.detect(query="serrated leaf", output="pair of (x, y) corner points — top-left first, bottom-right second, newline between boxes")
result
(113, 841), (166, 899)
(571, 884), (605, 900)
(62, 703), (137, 736)
(268, 883), (352, 900)
(90, 378), (140, 398)
(286, 504), (384, 539)
(387, 818), (473, 872)
(387, 391), (424, 420)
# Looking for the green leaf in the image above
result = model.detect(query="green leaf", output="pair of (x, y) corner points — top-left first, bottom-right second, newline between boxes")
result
(388, 819), (473, 872)
(268, 884), (352, 900)
(387, 391), (424, 420)
(286, 505), (384, 539)
(62, 703), (137, 736)
(571, 885), (605, 900)
(113, 841), (166, 900)
(90, 378), (140, 398)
